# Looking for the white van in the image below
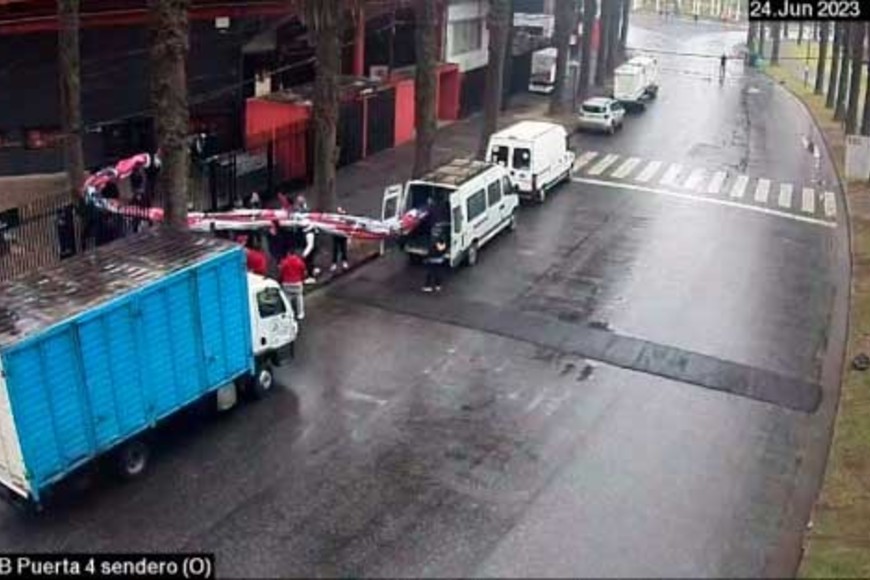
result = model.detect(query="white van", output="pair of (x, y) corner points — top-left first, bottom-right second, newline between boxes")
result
(486, 121), (576, 203)
(382, 159), (519, 268)
(614, 55), (659, 109)
(529, 48), (558, 94)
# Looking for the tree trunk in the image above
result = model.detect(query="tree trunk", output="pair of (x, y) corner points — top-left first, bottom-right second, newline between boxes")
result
(758, 23), (766, 57)
(549, 0), (576, 115)
(501, 0), (515, 112)
(846, 21), (864, 134)
(835, 22), (851, 121)
(746, 21), (756, 56)
(58, 0), (84, 202)
(815, 21), (828, 95)
(595, 0), (611, 86)
(619, 0), (631, 56)
(862, 24), (870, 135)
(478, 0), (511, 158)
(605, 0), (620, 73)
(797, 21), (803, 45)
(304, 0), (342, 212)
(770, 22), (781, 65)
(827, 23), (842, 108)
(579, 0), (596, 99)
(412, 0), (437, 177)
(149, 0), (190, 228)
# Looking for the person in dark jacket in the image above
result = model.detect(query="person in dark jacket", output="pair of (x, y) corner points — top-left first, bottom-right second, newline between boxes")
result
(423, 224), (448, 292)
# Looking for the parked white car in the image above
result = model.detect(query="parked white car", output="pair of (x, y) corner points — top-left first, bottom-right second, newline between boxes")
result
(486, 120), (575, 203)
(383, 159), (519, 268)
(577, 97), (626, 135)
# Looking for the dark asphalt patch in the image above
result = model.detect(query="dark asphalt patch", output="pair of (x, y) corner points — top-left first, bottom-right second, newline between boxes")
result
(330, 281), (822, 414)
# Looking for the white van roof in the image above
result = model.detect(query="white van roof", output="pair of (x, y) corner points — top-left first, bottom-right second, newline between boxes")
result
(414, 158), (496, 188)
(490, 120), (564, 142)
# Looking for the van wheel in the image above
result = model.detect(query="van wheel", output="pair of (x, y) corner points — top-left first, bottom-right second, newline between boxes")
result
(537, 188), (547, 204)
(466, 242), (479, 267)
(509, 212), (518, 231)
(608, 124), (616, 135)
(115, 440), (149, 480)
(249, 361), (275, 400)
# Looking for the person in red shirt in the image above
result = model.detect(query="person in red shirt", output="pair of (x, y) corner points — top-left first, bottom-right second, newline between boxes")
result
(240, 235), (268, 276)
(279, 250), (307, 320)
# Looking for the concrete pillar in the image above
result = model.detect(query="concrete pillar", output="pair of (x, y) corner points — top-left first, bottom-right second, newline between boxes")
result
(353, 4), (365, 77)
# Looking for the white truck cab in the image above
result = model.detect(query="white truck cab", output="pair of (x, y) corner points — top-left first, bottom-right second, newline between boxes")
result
(486, 121), (575, 203)
(383, 159), (519, 268)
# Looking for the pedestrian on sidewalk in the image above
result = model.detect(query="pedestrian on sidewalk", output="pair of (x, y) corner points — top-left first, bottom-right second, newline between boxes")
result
(267, 219), (288, 276)
(279, 249), (307, 321)
(423, 225), (448, 293)
(302, 224), (321, 284)
(330, 206), (350, 273)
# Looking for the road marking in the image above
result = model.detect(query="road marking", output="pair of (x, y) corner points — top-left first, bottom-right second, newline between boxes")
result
(824, 191), (837, 219)
(754, 178), (771, 203)
(659, 163), (683, 186)
(708, 171), (728, 195)
(801, 187), (816, 214)
(612, 157), (642, 179)
(683, 168), (707, 192)
(588, 153), (620, 176)
(635, 160), (663, 183)
(778, 183), (793, 208)
(574, 151), (598, 172)
(730, 174), (749, 199)
(571, 176), (836, 228)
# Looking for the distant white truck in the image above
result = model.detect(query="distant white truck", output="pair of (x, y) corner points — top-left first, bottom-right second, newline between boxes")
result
(529, 48), (558, 94)
(613, 55), (659, 110)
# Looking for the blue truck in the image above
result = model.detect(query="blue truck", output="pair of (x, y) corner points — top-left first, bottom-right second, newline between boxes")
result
(0, 229), (298, 506)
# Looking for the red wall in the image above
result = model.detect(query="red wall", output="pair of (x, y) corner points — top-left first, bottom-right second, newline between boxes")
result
(245, 98), (311, 182)
(393, 79), (416, 146)
(437, 66), (460, 121)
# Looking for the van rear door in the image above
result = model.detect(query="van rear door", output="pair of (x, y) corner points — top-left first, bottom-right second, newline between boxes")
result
(449, 193), (465, 267)
(381, 184), (406, 221)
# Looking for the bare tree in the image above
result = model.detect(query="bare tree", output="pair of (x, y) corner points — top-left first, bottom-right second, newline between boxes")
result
(478, 0), (511, 157)
(619, 0), (631, 56)
(412, 0), (438, 177)
(149, 0), (190, 228)
(770, 21), (781, 65)
(578, 0), (596, 99)
(746, 21), (757, 58)
(862, 24), (870, 135)
(846, 21), (865, 134)
(835, 22), (851, 121)
(758, 23), (766, 57)
(549, 0), (577, 114)
(58, 0), (84, 201)
(827, 23), (842, 109)
(605, 0), (621, 73)
(815, 21), (828, 95)
(303, 0), (342, 212)
(595, 0), (611, 86)
(797, 21), (803, 45)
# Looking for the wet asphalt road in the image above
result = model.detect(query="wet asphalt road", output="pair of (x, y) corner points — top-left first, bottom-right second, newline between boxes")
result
(0, 15), (850, 578)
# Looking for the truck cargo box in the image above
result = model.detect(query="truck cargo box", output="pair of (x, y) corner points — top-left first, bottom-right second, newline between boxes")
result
(0, 229), (253, 502)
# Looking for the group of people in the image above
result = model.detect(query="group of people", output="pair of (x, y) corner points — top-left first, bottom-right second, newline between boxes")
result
(240, 194), (351, 321)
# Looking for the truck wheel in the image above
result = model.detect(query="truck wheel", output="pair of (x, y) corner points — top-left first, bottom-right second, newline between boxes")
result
(466, 242), (479, 267)
(537, 187), (547, 204)
(249, 361), (275, 400)
(116, 440), (149, 480)
(408, 254), (423, 265)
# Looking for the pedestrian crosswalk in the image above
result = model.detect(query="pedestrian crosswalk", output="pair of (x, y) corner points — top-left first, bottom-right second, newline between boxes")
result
(571, 151), (838, 226)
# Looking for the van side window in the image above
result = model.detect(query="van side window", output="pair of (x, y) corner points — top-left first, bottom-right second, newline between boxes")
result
(452, 206), (463, 234)
(466, 189), (487, 222)
(487, 180), (502, 206)
(512, 148), (531, 171)
(491, 146), (509, 167)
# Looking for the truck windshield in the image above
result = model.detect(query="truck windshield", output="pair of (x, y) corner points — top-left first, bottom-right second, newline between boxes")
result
(257, 288), (287, 318)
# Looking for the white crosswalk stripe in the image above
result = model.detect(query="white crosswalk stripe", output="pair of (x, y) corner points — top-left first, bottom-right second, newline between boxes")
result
(707, 171), (728, 195)
(801, 187), (816, 214)
(729, 174), (749, 199)
(588, 153), (620, 176)
(683, 168), (707, 191)
(755, 179), (771, 203)
(635, 160), (663, 183)
(778, 183), (793, 208)
(824, 191), (837, 219)
(574, 151), (598, 172)
(660, 163), (683, 186)
(612, 157), (642, 179)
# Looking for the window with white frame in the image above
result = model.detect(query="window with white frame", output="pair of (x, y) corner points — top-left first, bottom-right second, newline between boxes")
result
(450, 18), (483, 57)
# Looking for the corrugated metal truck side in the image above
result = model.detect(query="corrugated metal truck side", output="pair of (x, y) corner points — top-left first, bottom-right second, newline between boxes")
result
(0, 235), (254, 505)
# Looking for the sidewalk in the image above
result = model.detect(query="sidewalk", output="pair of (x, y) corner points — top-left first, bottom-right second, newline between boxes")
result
(764, 41), (870, 579)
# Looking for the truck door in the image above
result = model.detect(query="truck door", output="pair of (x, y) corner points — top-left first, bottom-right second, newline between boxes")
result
(253, 285), (296, 353)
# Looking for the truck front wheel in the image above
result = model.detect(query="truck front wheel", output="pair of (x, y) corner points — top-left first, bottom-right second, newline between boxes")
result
(115, 440), (149, 480)
(249, 361), (275, 400)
